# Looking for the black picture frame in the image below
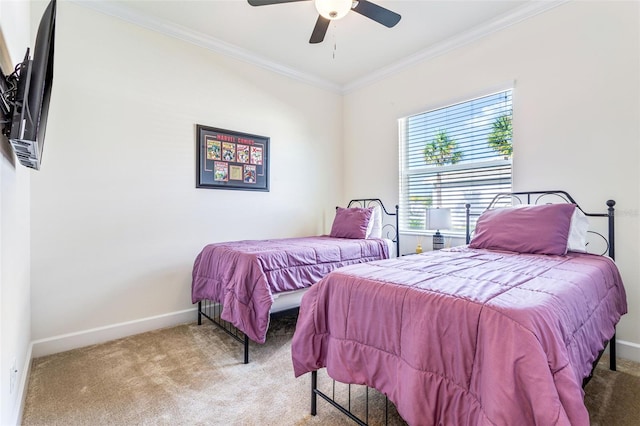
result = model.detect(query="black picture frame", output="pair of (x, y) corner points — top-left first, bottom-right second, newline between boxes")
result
(196, 125), (270, 192)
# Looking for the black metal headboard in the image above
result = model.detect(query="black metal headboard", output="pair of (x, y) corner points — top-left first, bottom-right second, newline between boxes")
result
(345, 198), (400, 258)
(464, 190), (616, 259)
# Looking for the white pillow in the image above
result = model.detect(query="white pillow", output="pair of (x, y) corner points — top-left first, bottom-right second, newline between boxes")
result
(567, 207), (589, 253)
(366, 205), (383, 239)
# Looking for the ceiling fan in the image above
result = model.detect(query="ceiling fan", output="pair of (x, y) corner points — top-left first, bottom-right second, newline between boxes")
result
(247, 0), (401, 44)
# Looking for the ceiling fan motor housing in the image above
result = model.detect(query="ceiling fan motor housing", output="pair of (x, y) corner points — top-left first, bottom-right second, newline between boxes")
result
(315, 0), (353, 20)
(247, 0), (400, 44)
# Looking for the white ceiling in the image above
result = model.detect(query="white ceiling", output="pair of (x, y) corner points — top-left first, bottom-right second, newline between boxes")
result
(74, 0), (564, 92)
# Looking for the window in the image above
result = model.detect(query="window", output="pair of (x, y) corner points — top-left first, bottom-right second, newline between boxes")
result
(399, 89), (513, 236)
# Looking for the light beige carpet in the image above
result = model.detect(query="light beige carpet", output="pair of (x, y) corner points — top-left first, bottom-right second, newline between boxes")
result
(22, 316), (640, 425)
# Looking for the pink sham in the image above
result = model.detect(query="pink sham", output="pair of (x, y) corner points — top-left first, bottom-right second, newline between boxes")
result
(469, 203), (576, 255)
(329, 207), (374, 239)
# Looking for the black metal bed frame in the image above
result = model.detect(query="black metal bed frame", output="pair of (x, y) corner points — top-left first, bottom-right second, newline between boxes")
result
(197, 299), (298, 364)
(311, 371), (398, 426)
(465, 190), (617, 375)
(309, 190), (619, 425)
(196, 198), (399, 364)
(197, 299), (249, 363)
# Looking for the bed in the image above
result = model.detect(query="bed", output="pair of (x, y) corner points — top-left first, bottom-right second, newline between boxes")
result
(192, 198), (399, 363)
(291, 190), (628, 425)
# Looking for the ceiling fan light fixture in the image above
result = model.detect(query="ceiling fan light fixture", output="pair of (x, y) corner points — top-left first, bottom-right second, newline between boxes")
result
(314, 0), (352, 20)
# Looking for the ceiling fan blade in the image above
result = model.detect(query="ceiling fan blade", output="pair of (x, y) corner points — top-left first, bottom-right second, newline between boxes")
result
(352, 0), (401, 28)
(248, 0), (309, 6)
(309, 15), (330, 44)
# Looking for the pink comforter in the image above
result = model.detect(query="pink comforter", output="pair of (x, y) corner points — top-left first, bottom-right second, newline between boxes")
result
(192, 236), (389, 343)
(291, 247), (627, 425)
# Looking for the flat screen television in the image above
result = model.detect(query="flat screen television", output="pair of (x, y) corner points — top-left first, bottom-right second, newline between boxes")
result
(4, 0), (56, 170)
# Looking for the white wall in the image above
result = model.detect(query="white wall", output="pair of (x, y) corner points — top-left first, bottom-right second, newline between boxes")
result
(29, 2), (343, 348)
(343, 1), (640, 359)
(0, 0), (631, 423)
(0, 1), (32, 424)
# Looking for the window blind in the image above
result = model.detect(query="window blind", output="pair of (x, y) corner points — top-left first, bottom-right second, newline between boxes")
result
(399, 89), (513, 234)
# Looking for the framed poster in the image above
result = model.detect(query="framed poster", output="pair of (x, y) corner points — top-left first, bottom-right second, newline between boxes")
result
(196, 125), (270, 191)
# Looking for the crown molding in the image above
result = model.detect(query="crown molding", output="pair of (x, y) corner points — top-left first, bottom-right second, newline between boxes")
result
(70, 0), (567, 95)
(69, 0), (342, 93)
(343, 0), (569, 93)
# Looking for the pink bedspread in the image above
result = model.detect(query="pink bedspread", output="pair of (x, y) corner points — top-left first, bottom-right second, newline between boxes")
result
(291, 247), (627, 425)
(192, 236), (389, 343)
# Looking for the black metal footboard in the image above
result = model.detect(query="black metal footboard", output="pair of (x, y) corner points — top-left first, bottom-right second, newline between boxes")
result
(310, 335), (616, 424)
(198, 300), (251, 363)
(583, 333), (617, 387)
(610, 333), (617, 370)
(198, 299), (300, 364)
(310, 370), (403, 425)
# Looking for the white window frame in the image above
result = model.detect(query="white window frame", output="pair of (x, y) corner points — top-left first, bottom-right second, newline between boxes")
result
(398, 87), (514, 237)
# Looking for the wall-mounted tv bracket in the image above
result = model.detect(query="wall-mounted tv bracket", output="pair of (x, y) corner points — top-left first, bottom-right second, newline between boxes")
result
(0, 64), (20, 135)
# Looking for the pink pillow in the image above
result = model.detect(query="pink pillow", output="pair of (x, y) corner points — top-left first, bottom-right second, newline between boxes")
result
(469, 203), (576, 255)
(329, 207), (374, 239)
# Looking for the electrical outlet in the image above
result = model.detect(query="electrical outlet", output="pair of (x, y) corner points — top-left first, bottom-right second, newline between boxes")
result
(9, 358), (17, 395)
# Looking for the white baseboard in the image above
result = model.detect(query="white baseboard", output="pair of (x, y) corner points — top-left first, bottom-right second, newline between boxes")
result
(24, 309), (640, 362)
(10, 308), (197, 425)
(10, 343), (33, 426)
(617, 339), (640, 363)
(31, 308), (198, 358)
